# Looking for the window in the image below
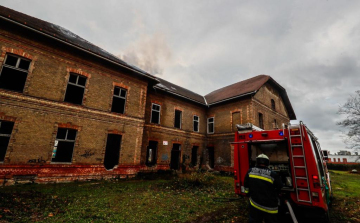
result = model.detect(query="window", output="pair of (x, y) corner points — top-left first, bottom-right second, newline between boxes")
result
(333, 158), (336, 162)
(51, 128), (77, 163)
(273, 119), (277, 129)
(146, 141), (158, 167)
(207, 117), (214, 134)
(174, 110), (182, 129)
(0, 120), (14, 162)
(111, 87), (127, 114)
(258, 113), (264, 129)
(64, 73), (87, 105)
(343, 158), (347, 163)
(150, 103), (161, 124)
(193, 115), (199, 132)
(0, 54), (31, 92)
(271, 99), (275, 110)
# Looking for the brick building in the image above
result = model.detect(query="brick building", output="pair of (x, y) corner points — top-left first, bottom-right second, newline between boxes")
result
(0, 6), (296, 184)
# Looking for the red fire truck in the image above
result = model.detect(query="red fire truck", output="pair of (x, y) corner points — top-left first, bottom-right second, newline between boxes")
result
(233, 122), (332, 223)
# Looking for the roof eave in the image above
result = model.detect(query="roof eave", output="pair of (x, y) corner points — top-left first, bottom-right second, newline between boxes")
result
(153, 86), (206, 105)
(207, 91), (257, 106)
(0, 15), (158, 82)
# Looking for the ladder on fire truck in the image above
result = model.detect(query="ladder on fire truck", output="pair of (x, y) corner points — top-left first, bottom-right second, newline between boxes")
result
(287, 121), (312, 203)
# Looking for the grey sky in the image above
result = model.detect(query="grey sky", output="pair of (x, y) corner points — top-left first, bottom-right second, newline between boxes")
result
(2, 0), (359, 154)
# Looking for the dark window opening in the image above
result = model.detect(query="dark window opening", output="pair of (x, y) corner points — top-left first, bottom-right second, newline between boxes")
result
(51, 128), (77, 163)
(104, 134), (122, 170)
(0, 54), (31, 92)
(258, 113), (264, 129)
(232, 112), (241, 131)
(191, 146), (198, 166)
(170, 143), (181, 170)
(208, 117), (214, 134)
(207, 147), (215, 168)
(274, 119), (277, 129)
(174, 110), (182, 129)
(193, 115), (199, 132)
(146, 141), (158, 167)
(111, 87), (127, 114)
(271, 99), (275, 110)
(151, 103), (160, 124)
(64, 73), (86, 105)
(0, 120), (14, 162)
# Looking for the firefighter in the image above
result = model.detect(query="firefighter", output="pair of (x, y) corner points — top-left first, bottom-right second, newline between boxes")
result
(244, 154), (283, 223)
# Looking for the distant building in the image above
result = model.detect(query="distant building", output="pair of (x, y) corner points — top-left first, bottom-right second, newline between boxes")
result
(328, 154), (360, 164)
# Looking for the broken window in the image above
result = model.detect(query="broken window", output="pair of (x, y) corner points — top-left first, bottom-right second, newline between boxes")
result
(191, 146), (198, 166)
(207, 117), (214, 134)
(146, 141), (158, 167)
(0, 120), (14, 162)
(0, 54), (31, 92)
(258, 113), (264, 129)
(51, 128), (77, 163)
(150, 103), (161, 124)
(271, 99), (275, 110)
(111, 87), (127, 114)
(193, 115), (199, 132)
(64, 73), (87, 105)
(232, 112), (241, 131)
(174, 110), (182, 129)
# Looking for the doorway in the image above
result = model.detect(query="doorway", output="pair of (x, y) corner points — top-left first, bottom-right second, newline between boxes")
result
(146, 140), (158, 167)
(207, 147), (215, 168)
(104, 134), (122, 170)
(170, 143), (181, 170)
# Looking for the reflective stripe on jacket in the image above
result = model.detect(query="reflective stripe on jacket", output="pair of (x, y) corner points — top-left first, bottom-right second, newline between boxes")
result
(244, 166), (283, 214)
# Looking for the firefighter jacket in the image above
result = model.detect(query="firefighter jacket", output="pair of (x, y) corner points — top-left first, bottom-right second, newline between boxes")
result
(244, 166), (283, 214)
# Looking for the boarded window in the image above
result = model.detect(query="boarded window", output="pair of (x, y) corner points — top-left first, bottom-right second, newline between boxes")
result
(193, 115), (199, 132)
(150, 103), (161, 124)
(146, 141), (158, 167)
(0, 54), (31, 92)
(271, 99), (275, 110)
(0, 120), (14, 162)
(111, 87), (127, 114)
(232, 112), (241, 131)
(258, 113), (264, 129)
(208, 117), (214, 134)
(64, 73), (87, 105)
(174, 110), (182, 129)
(191, 146), (198, 166)
(51, 128), (77, 163)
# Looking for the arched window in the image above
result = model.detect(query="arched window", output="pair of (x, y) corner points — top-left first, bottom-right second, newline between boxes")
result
(271, 99), (275, 110)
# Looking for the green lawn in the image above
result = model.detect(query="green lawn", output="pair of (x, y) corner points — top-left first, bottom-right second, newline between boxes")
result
(328, 170), (360, 223)
(0, 171), (358, 223)
(0, 173), (246, 223)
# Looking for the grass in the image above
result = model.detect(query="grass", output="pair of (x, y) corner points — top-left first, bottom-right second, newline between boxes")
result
(0, 173), (247, 223)
(328, 170), (360, 223)
(0, 171), (358, 223)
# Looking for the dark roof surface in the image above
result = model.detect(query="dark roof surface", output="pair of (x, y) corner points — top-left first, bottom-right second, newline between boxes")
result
(0, 5), (154, 79)
(154, 78), (206, 104)
(205, 75), (270, 104)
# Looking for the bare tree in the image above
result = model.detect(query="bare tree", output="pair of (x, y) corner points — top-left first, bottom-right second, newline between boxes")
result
(337, 90), (360, 150)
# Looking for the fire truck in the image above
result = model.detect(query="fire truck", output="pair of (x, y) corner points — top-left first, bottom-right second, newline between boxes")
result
(233, 122), (332, 223)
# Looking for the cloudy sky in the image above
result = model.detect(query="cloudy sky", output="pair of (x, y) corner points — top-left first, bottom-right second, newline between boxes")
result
(2, 0), (359, 154)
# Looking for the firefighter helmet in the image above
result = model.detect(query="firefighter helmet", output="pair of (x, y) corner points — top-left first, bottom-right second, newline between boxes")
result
(256, 154), (270, 167)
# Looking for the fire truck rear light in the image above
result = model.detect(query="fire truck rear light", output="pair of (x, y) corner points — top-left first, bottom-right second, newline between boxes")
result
(234, 170), (238, 180)
(312, 175), (320, 188)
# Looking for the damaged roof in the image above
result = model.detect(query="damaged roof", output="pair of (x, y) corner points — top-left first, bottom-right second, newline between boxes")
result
(0, 6), (295, 120)
(0, 5), (156, 81)
(154, 78), (206, 105)
(205, 75), (296, 119)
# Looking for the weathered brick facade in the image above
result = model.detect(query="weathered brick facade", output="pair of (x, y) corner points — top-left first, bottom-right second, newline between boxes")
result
(0, 6), (295, 185)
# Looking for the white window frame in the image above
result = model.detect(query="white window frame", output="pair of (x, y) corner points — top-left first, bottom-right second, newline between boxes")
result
(51, 128), (77, 164)
(207, 117), (214, 134)
(193, 115), (199, 132)
(150, 103), (161, 124)
(111, 86), (127, 114)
